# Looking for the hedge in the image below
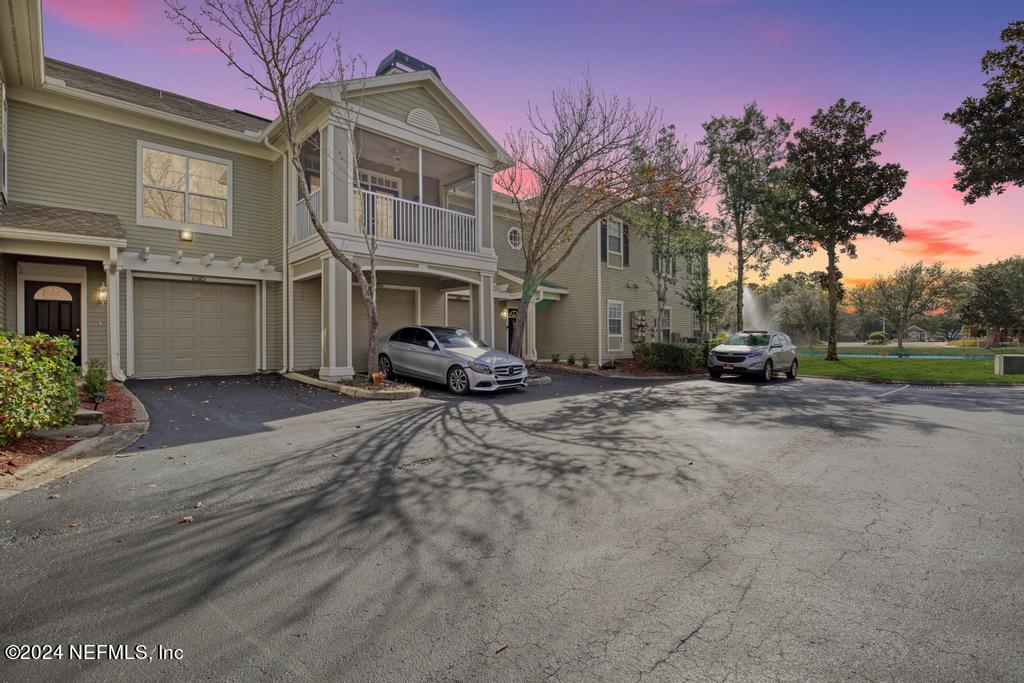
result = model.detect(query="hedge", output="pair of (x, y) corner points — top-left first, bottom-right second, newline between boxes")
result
(633, 342), (705, 373)
(0, 332), (79, 446)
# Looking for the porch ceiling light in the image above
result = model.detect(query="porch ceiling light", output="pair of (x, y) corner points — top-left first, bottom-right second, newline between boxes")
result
(179, 229), (195, 242)
(97, 284), (108, 305)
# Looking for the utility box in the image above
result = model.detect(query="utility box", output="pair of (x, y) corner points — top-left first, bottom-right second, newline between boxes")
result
(995, 355), (1024, 375)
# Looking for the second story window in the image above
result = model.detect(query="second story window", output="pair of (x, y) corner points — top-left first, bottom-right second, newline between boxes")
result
(298, 132), (321, 195)
(606, 220), (623, 269)
(507, 227), (523, 250)
(138, 142), (231, 234)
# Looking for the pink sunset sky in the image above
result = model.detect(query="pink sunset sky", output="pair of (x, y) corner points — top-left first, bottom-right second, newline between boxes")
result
(41, 0), (1024, 284)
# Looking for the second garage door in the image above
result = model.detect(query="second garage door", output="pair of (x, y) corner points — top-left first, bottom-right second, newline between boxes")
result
(133, 278), (256, 379)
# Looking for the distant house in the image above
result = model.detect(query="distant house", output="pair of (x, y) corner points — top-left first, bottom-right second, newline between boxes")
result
(905, 325), (929, 342)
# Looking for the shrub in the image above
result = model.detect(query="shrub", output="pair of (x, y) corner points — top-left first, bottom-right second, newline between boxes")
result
(580, 354), (591, 368)
(0, 332), (79, 446)
(634, 342), (704, 373)
(550, 353), (560, 363)
(867, 331), (891, 345)
(567, 354), (576, 365)
(83, 358), (108, 399)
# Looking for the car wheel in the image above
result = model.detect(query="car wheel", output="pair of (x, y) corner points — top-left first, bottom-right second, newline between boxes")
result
(447, 366), (470, 395)
(379, 354), (395, 380)
(709, 369), (722, 379)
(761, 360), (773, 382)
(786, 359), (798, 380)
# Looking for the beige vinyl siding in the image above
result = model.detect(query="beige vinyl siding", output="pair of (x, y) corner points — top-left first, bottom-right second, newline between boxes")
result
(7, 101), (279, 265)
(292, 276), (321, 370)
(533, 227), (601, 361)
(493, 213), (527, 273)
(0, 253), (7, 327)
(360, 87), (482, 151)
(600, 230), (695, 358)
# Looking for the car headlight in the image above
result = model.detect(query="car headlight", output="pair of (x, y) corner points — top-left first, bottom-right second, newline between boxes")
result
(748, 348), (766, 357)
(467, 362), (492, 374)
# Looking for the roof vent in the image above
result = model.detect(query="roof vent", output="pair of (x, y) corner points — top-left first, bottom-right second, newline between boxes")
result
(375, 50), (440, 81)
(407, 108), (440, 135)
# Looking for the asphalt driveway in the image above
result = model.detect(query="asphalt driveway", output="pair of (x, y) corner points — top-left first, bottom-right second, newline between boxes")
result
(1, 374), (1022, 680)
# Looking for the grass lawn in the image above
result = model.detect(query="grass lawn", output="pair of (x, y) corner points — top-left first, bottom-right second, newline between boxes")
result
(798, 356), (1024, 384)
(798, 345), (1024, 357)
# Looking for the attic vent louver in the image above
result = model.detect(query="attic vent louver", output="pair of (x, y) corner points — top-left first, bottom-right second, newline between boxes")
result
(407, 108), (441, 135)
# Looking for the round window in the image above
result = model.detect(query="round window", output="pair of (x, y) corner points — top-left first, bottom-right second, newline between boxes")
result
(507, 227), (523, 250)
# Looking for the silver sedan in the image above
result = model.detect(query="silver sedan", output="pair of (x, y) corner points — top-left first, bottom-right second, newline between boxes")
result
(379, 325), (528, 394)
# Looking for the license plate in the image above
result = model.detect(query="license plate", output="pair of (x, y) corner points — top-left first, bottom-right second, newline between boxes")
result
(724, 364), (734, 370)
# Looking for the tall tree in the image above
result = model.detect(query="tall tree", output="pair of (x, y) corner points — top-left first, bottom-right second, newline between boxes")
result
(701, 103), (792, 331)
(166, 0), (388, 375)
(625, 126), (710, 342)
(496, 76), (708, 357)
(944, 20), (1024, 204)
(962, 256), (1024, 343)
(770, 276), (829, 344)
(853, 262), (945, 350)
(774, 99), (908, 360)
(678, 221), (725, 341)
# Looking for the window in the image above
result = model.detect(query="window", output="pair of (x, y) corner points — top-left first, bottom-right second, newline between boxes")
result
(507, 227), (523, 250)
(606, 221), (623, 269)
(607, 300), (623, 352)
(654, 254), (675, 275)
(298, 132), (321, 194)
(33, 285), (74, 302)
(659, 307), (671, 343)
(138, 142), (232, 234)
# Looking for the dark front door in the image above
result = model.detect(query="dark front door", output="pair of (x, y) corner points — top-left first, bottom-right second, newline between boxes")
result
(24, 281), (82, 364)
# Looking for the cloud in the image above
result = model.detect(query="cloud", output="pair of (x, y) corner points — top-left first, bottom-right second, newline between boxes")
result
(45, 0), (149, 37)
(899, 219), (980, 258)
(913, 173), (965, 204)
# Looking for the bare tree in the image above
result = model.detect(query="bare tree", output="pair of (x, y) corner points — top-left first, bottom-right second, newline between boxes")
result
(165, 0), (387, 376)
(497, 75), (707, 357)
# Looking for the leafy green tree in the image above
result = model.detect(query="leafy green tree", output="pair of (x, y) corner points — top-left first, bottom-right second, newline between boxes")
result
(853, 262), (946, 350)
(773, 99), (908, 360)
(679, 228), (726, 340)
(771, 278), (829, 344)
(944, 21), (1024, 203)
(962, 257), (1024, 343)
(701, 103), (792, 330)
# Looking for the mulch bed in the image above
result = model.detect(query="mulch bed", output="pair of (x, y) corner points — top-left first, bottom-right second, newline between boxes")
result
(1, 436), (79, 476)
(78, 382), (137, 424)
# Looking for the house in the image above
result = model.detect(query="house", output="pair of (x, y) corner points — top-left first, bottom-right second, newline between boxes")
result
(0, 4), (506, 381)
(0, 3), (695, 380)
(905, 325), (929, 342)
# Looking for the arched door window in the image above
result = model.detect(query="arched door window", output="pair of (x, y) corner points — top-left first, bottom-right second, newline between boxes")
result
(33, 285), (74, 301)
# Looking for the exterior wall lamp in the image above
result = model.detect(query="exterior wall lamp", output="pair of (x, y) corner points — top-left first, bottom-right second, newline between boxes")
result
(97, 284), (108, 305)
(179, 230), (194, 242)
(500, 306), (508, 320)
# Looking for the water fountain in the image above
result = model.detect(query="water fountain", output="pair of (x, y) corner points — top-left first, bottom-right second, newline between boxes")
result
(741, 286), (775, 331)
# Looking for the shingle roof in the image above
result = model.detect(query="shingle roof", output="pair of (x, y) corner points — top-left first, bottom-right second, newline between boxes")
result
(45, 58), (271, 134)
(0, 202), (125, 241)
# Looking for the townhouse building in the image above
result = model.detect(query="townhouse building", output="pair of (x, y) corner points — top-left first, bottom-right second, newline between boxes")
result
(0, 1), (695, 380)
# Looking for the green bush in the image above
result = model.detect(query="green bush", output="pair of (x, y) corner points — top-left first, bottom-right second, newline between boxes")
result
(634, 342), (704, 373)
(867, 331), (891, 345)
(0, 332), (79, 446)
(550, 353), (560, 363)
(83, 358), (108, 399)
(580, 354), (591, 368)
(567, 354), (576, 365)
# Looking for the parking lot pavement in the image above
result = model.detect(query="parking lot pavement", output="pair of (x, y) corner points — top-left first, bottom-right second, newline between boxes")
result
(1, 375), (1022, 680)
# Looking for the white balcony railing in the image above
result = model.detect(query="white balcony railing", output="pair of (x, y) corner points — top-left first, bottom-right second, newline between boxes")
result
(294, 189), (321, 241)
(355, 188), (477, 253)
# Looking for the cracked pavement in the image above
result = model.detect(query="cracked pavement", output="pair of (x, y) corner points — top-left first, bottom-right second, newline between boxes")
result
(1, 374), (1022, 680)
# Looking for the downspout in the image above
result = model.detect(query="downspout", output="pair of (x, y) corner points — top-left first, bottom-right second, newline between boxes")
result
(596, 231), (603, 368)
(264, 136), (289, 373)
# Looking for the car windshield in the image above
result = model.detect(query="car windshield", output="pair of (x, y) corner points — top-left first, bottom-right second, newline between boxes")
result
(725, 333), (771, 347)
(431, 328), (488, 349)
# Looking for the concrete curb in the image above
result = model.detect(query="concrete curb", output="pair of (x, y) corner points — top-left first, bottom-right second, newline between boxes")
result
(284, 372), (421, 400)
(801, 374), (1024, 387)
(0, 385), (150, 501)
(542, 366), (706, 382)
(527, 375), (552, 386)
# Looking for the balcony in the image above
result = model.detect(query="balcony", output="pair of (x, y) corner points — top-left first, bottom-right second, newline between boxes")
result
(354, 188), (477, 253)
(295, 189), (321, 242)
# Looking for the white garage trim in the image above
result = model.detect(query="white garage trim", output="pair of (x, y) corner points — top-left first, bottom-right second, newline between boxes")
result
(15, 261), (88, 370)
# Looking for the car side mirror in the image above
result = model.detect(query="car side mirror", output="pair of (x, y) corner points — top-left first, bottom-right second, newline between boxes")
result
(427, 340), (437, 350)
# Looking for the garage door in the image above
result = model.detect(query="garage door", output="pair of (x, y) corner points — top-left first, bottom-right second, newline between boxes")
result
(133, 278), (255, 378)
(446, 295), (471, 329)
(378, 288), (417, 338)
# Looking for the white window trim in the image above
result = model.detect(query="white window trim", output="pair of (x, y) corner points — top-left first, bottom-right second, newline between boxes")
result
(659, 307), (671, 343)
(136, 140), (233, 236)
(507, 226), (523, 250)
(1, 81), (7, 201)
(358, 170), (403, 196)
(607, 299), (624, 352)
(606, 220), (623, 270)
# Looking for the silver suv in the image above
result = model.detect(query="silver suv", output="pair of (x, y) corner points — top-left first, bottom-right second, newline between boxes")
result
(707, 330), (798, 381)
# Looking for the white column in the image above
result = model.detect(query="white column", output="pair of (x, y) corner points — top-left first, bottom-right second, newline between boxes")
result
(319, 258), (354, 380)
(527, 294), (538, 362)
(105, 261), (126, 381)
